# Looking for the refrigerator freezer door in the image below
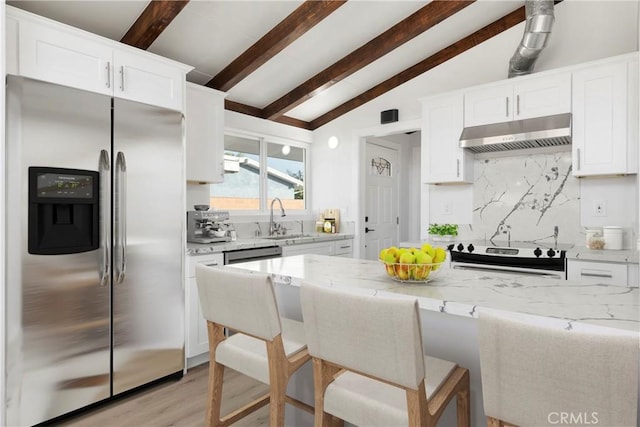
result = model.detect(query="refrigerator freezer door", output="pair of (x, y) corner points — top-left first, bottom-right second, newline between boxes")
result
(112, 98), (185, 394)
(5, 76), (112, 426)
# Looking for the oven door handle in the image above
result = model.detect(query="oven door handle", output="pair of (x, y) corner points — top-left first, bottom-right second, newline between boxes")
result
(451, 263), (564, 279)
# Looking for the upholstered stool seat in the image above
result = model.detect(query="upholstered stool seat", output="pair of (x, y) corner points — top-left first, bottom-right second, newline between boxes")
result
(324, 355), (457, 426)
(196, 265), (313, 427)
(300, 282), (470, 427)
(215, 318), (307, 385)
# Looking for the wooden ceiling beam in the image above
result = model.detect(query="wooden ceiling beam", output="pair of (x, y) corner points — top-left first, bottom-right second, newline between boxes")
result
(120, 0), (190, 50)
(263, 0), (475, 120)
(309, 5), (527, 130)
(224, 100), (312, 130)
(207, 0), (347, 92)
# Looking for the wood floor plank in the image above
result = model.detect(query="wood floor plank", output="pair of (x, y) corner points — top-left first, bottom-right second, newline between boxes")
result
(57, 364), (270, 427)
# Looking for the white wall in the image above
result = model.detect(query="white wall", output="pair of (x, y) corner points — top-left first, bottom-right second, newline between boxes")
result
(311, 0), (639, 244)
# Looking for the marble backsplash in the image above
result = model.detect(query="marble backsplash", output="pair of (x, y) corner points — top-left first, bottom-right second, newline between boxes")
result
(459, 151), (581, 246)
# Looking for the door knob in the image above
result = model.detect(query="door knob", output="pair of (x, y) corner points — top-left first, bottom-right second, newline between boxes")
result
(365, 227), (376, 233)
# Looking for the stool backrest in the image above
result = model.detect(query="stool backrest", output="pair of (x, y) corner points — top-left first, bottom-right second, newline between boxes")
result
(300, 282), (425, 390)
(478, 310), (639, 427)
(196, 264), (281, 340)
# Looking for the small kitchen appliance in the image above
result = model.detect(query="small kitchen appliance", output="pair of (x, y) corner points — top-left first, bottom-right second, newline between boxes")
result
(187, 208), (232, 243)
(448, 240), (573, 279)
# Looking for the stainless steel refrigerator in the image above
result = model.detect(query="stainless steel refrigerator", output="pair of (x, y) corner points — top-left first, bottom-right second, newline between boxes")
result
(5, 75), (185, 426)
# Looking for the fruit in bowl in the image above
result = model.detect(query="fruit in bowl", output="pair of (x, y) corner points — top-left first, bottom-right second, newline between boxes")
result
(379, 245), (447, 283)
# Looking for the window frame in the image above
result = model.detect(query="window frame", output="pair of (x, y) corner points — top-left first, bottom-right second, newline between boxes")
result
(216, 128), (311, 218)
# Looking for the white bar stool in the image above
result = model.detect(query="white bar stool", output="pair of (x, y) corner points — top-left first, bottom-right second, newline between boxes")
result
(478, 310), (639, 427)
(300, 282), (470, 427)
(196, 264), (313, 427)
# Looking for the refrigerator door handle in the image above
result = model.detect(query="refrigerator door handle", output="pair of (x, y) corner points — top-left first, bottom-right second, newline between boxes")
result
(115, 151), (127, 283)
(99, 150), (110, 286)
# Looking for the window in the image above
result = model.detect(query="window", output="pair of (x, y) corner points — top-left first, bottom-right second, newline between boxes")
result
(210, 133), (307, 213)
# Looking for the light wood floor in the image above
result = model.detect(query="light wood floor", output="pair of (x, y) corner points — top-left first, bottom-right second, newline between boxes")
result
(57, 364), (271, 427)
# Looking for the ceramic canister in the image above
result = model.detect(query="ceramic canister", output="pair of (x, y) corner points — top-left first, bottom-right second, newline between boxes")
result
(603, 226), (624, 250)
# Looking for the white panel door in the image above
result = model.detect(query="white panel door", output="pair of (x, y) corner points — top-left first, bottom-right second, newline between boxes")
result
(364, 142), (399, 260)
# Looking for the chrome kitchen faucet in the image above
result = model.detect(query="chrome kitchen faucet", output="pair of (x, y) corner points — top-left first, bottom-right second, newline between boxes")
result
(269, 198), (286, 236)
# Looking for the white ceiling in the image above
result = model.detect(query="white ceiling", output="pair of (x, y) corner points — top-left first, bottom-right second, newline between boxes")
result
(7, 0), (528, 124)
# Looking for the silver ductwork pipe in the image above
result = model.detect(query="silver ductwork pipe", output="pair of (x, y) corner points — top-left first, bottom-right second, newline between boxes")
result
(508, 0), (555, 78)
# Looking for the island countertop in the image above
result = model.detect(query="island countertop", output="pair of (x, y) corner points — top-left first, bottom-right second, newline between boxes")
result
(225, 254), (639, 333)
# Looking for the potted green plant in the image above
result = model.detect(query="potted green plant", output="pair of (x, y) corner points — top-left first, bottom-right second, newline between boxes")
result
(428, 223), (458, 242)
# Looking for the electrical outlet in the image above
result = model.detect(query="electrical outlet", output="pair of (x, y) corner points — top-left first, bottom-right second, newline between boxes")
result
(442, 202), (452, 215)
(593, 200), (607, 217)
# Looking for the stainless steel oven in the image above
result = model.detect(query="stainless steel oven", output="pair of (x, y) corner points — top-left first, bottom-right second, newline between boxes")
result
(448, 241), (572, 279)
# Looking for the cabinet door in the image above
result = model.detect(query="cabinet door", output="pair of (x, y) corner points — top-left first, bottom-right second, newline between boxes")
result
(113, 49), (184, 111)
(186, 277), (210, 358)
(334, 240), (353, 257)
(422, 93), (473, 184)
(186, 83), (226, 183)
(514, 72), (571, 120)
(19, 19), (112, 96)
(572, 61), (631, 176)
(282, 242), (334, 256)
(463, 84), (512, 127)
(186, 253), (223, 358)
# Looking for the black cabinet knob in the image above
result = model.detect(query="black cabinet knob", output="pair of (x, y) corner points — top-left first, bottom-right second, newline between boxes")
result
(534, 248), (542, 257)
(467, 244), (474, 253)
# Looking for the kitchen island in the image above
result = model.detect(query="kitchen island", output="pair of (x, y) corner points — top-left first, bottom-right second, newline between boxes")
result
(224, 254), (639, 427)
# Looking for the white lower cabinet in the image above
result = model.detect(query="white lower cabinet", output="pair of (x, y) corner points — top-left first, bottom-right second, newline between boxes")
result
(185, 253), (223, 365)
(566, 259), (637, 287)
(333, 239), (354, 257)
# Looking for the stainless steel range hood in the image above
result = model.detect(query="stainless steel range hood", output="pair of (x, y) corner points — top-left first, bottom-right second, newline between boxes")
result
(459, 113), (571, 153)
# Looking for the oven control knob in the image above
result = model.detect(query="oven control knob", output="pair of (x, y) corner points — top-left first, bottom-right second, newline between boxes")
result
(457, 243), (464, 251)
(467, 244), (474, 253)
(447, 244), (455, 251)
(547, 249), (556, 257)
(534, 248), (542, 257)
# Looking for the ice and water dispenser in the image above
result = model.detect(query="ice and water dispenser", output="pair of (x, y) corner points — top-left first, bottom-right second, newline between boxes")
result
(28, 167), (99, 254)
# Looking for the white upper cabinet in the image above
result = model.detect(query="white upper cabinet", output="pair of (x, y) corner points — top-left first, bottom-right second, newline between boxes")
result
(18, 19), (113, 97)
(8, 6), (191, 111)
(464, 72), (571, 127)
(186, 83), (227, 183)
(112, 50), (186, 111)
(421, 92), (473, 184)
(572, 57), (638, 177)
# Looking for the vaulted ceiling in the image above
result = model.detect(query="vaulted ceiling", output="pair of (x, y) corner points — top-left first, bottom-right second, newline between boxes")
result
(8, 0), (537, 130)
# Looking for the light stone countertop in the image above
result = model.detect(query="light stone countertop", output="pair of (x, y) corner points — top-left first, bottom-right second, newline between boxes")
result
(225, 254), (639, 333)
(565, 246), (639, 264)
(187, 233), (355, 255)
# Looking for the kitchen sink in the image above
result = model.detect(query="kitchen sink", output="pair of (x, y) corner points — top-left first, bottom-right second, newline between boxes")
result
(263, 234), (314, 240)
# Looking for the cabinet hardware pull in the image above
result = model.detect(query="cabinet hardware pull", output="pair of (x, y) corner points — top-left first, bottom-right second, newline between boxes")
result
(576, 148), (581, 171)
(506, 97), (509, 117)
(119, 66), (125, 91)
(581, 271), (613, 278)
(105, 62), (111, 88)
(456, 159), (460, 177)
(516, 94), (520, 115)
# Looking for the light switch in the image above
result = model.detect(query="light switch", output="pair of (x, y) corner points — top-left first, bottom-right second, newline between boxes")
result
(593, 200), (606, 217)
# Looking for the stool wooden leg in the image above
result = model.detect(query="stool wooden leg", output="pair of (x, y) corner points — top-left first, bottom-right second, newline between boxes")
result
(206, 322), (226, 427)
(456, 370), (470, 427)
(312, 358), (342, 427)
(487, 416), (508, 427)
(267, 336), (288, 427)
